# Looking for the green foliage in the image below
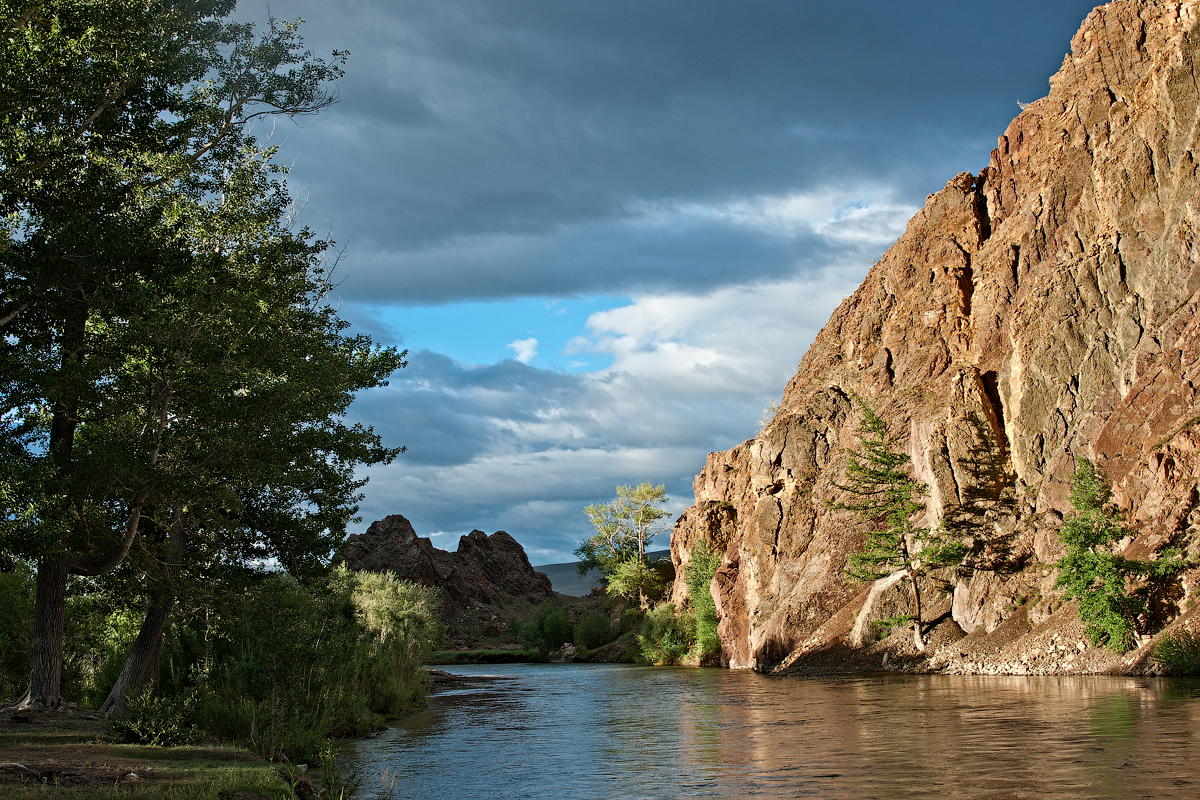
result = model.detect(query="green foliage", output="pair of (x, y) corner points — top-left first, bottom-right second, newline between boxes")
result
(151, 569), (443, 763)
(109, 688), (201, 748)
(573, 612), (612, 650)
(604, 557), (668, 605)
(684, 541), (722, 661)
(1153, 629), (1200, 674)
(429, 649), (542, 665)
(577, 483), (670, 576)
(337, 566), (444, 684)
(514, 601), (573, 654)
(1053, 459), (1184, 651)
(636, 603), (695, 666)
(0, 2), (401, 712)
(617, 607), (645, 636)
(62, 593), (140, 707)
(834, 399), (964, 582)
(0, 566), (34, 699)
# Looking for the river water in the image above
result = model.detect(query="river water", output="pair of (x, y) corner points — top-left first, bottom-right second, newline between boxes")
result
(342, 663), (1200, 800)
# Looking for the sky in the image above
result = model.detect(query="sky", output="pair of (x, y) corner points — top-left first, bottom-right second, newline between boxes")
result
(242, 0), (1100, 563)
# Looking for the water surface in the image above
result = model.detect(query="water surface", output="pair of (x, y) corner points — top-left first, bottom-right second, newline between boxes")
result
(343, 663), (1200, 799)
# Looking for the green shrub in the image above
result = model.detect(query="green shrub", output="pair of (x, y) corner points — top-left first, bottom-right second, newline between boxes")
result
(1154, 629), (1200, 674)
(636, 603), (694, 665)
(573, 612), (612, 650)
(1054, 459), (1184, 651)
(684, 541), (722, 662)
(429, 649), (542, 664)
(109, 688), (201, 747)
(63, 598), (140, 707)
(616, 607), (644, 635)
(157, 568), (441, 763)
(516, 601), (573, 653)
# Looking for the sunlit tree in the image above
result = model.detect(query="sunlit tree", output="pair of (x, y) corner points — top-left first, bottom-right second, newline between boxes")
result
(833, 398), (966, 651)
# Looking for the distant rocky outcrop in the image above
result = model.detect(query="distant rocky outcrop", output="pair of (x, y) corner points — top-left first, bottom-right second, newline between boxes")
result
(670, 0), (1200, 675)
(341, 514), (552, 645)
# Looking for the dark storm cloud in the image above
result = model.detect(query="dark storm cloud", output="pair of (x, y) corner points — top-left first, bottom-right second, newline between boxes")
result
(336, 211), (854, 304)
(250, 0), (1100, 305)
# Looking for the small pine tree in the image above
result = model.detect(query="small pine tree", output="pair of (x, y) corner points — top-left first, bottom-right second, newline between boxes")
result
(833, 398), (966, 651)
(1055, 459), (1183, 651)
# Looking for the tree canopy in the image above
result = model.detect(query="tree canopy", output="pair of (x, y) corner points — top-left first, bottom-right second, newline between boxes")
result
(577, 482), (670, 573)
(0, 1), (400, 711)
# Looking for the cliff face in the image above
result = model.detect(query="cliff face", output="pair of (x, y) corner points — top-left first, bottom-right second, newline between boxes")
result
(671, 0), (1200, 674)
(342, 514), (552, 645)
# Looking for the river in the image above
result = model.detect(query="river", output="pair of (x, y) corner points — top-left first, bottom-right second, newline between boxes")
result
(341, 663), (1200, 799)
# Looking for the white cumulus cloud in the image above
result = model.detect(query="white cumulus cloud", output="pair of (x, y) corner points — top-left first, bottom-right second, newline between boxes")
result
(507, 337), (539, 363)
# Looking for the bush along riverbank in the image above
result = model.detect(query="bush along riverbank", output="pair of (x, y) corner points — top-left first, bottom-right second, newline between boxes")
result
(495, 543), (724, 668)
(1, 565), (443, 797)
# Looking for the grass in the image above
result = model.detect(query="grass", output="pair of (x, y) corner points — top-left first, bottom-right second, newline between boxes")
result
(428, 648), (543, 664)
(0, 720), (291, 800)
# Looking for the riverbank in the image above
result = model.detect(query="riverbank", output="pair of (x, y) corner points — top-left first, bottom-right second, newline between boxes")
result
(0, 711), (306, 799)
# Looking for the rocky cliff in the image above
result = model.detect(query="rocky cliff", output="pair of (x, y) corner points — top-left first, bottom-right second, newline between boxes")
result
(342, 514), (552, 645)
(670, 0), (1200, 675)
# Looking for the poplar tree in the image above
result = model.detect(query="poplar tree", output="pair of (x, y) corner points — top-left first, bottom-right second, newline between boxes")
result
(577, 482), (670, 607)
(90, 149), (404, 716)
(833, 398), (966, 651)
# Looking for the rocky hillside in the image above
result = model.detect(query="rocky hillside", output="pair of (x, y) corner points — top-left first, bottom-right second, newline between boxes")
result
(670, 0), (1200, 675)
(342, 514), (552, 645)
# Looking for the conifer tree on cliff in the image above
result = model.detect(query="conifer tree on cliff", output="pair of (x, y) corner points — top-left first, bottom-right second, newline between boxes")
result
(0, 2), (390, 710)
(833, 398), (966, 651)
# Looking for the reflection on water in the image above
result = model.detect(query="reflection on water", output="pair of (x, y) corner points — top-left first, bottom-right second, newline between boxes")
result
(342, 664), (1200, 800)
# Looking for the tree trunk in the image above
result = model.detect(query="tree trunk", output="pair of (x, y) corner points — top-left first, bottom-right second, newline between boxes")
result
(11, 554), (70, 710)
(900, 532), (926, 652)
(16, 299), (86, 710)
(100, 590), (175, 718)
(907, 574), (926, 652)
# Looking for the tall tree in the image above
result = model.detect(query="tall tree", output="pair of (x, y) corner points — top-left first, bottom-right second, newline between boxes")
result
(577, 482), (670, 607)
(90, 149), (404, 716)
(833, 398), (966, 651)
(0, 2), (351, 709)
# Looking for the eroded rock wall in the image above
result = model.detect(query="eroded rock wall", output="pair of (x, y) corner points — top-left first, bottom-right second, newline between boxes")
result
(670, 0), (1200, 674)
(342, 514), (552, 645)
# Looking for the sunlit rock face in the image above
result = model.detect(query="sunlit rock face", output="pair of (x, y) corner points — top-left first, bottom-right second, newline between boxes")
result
(670, 0), (1200, 674)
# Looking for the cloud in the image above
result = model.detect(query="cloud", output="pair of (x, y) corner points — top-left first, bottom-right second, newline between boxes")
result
(507, 337), (538, 364)
(352, 252), (888, 559)
(242, 0), (1099, 306)
(230, 0), (1105, 561)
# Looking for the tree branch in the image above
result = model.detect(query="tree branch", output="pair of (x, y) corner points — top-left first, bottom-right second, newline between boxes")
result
(70, 490), (149, 576)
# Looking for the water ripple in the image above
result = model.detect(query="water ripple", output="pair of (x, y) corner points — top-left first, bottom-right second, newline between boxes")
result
(343, 664), (1200, 800)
